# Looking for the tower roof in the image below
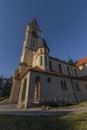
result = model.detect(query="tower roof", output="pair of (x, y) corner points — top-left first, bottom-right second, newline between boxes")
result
(42, 38), (50, 52)
(43, 38), (48, 48)
(29, 19), (39, 28)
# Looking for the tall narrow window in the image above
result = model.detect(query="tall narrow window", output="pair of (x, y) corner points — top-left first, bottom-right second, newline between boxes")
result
(74, 83), (80, 92)
(67, 66), (70, 76)
(45, 56), (47, 66)
(64, 81), (67, 90)
(49, 61), (52, 71)
(61, 80), (63, 89)
(40, 56), (42, 66)
(59, 64), (62, 73)
(40, 49), (42, 53)
(74, 69), (78, 76)
(61, 80), (68, 90)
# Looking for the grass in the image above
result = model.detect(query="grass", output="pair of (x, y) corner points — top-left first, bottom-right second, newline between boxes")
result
(0, 112), (87, 130)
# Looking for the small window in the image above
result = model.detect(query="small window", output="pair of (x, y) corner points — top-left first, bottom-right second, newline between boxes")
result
(47, 78), (51, 83)
(45, 48), (46, 53)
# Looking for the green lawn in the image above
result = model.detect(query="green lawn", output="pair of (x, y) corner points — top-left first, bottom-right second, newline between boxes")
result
(0, 112), (87, 130)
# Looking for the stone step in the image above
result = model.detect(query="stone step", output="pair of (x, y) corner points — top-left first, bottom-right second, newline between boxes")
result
(0, 99), (9, 105)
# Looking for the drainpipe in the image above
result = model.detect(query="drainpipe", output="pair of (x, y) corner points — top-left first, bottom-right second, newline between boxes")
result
(70, 79), (78, 103)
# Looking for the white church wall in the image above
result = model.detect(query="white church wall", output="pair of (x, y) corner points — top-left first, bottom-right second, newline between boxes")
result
(9, 79), (20, 104)
(17, 72), (30, 108)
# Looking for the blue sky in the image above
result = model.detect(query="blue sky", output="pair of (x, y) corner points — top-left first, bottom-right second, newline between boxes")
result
(0, 0), (87, 77)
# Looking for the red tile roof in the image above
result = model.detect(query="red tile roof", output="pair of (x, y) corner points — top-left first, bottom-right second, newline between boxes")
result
(75, 56), (87, 67)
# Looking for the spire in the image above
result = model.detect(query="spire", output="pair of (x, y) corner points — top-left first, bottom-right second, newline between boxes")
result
(29, 19), (39, 28)
(68, 56), (73, 64)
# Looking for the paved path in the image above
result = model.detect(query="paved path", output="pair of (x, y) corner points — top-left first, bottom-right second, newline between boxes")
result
(0, 104), (87, 116)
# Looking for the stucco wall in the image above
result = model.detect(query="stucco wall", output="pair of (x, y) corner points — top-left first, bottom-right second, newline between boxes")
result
(24, 70), (87, 107)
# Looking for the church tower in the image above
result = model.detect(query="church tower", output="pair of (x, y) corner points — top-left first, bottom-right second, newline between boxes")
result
(20, 19), (43, 67)
(9, 19), (50, 104)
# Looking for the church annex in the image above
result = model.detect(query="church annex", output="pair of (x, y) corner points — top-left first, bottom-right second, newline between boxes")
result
(9, 19), (87, 109)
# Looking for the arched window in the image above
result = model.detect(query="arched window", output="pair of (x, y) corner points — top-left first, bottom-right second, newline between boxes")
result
(32, 31), (36, 36)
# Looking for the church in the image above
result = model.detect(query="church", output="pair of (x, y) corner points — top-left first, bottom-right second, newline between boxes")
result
(9, 19), (87, 109)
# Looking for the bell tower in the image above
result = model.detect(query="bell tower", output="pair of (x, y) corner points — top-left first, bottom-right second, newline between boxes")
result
(20, 19), (42, 67)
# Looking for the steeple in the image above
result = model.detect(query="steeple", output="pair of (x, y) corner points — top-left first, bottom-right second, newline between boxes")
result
(68, 56), (73, 65)
(43, 38), (50, 52)
(29, 19), (39, 28)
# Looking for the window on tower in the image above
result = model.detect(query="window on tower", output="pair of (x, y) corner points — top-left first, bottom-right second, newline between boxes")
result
(40, 49), (42, 53)
(32, 31), (36, 36)
(40, 56), (43, 66)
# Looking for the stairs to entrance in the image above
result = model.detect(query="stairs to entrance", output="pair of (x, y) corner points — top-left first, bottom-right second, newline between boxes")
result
(0, 98), (10, 105)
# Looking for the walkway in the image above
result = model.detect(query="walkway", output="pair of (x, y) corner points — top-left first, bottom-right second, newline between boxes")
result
(0, 104), (87, 116)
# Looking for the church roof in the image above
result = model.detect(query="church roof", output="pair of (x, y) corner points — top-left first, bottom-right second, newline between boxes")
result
(75, 56), (87, 67)
(29, 66), (84, 81)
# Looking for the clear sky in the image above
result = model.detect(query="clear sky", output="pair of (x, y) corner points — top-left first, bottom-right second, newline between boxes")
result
(0, 0), (87, 77)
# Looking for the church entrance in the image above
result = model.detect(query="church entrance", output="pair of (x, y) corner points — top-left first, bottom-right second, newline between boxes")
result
(34, 76), (40, 103)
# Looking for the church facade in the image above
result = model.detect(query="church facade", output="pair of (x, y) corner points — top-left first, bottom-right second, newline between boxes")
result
(9, 19), (87, 108)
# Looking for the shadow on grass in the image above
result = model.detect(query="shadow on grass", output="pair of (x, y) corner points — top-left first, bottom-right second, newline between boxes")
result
(0, 112), (87, 130)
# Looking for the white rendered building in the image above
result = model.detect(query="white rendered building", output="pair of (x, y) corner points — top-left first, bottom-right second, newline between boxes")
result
(9, 19), (87, 108)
